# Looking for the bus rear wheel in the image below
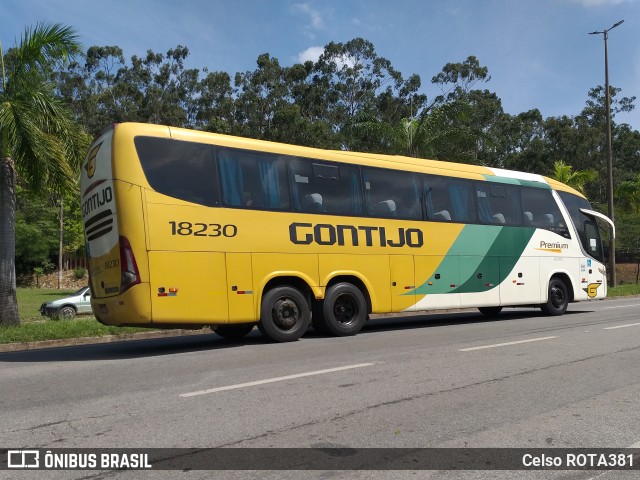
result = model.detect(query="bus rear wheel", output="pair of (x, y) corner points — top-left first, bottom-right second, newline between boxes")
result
(259, 286), (310, 342)
(541, 277), (569, 316)
(319, 283), (367, 336)
(215, 324), (254, 340)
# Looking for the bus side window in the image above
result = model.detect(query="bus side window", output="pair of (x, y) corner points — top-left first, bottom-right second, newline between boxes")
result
(218, 148), (290, 211)
(425, 175), (475, 223)
(475, 183), (521, 225)
(521, 187), (570, 238)
(135, 137), (219, 207)
(290, 159), (362, 216)
(424, 176), (452, 222)
(363, 168), (421, 220)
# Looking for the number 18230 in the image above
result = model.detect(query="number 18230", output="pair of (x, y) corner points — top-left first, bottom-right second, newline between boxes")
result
(168, 221), (237, 237)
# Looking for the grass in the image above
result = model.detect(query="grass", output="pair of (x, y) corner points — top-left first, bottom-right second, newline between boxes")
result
(17, 287), (77, 323)
(2, 282), (640, 346)
(608, 283), (640, 297)
(1, 288), (152, 345)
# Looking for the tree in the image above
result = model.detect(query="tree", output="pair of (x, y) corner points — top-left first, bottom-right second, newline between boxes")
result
(0, 23), (88, 326)
(616, 174), (640, 214)
(313, 38), (424, 150)
(426, 57), (501, 164)
(551, 160), (598, 194)
(14, 187), (59, 277)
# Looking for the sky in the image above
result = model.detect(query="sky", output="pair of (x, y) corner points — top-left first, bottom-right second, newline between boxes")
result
(2, 0), (640, 131)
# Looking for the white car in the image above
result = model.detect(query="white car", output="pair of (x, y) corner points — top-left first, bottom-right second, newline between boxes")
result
(39, 286), (93, 320)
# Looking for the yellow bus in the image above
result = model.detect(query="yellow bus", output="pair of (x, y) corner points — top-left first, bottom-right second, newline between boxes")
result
(80, 123), (614, 342)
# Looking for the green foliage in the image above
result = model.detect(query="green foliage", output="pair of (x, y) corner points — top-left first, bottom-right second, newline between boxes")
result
(608, 283), (640, 297)
(551, 160), (598, 194)
(0, 317), (149, 343)
(14, 187), (58, 275)
(73, 267), (86, 279)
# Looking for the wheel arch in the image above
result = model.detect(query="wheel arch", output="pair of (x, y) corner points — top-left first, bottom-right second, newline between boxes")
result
(545, 270), (575, 303)
(259, 275), (314, 313)
(324, 274), (372, 314)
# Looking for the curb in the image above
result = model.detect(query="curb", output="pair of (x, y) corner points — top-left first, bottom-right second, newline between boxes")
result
(0, 328), (213, 353)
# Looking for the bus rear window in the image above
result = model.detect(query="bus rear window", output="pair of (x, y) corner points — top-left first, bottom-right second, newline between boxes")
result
(135, 136), (219, 207)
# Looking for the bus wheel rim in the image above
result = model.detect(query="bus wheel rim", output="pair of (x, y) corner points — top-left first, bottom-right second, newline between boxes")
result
(333, 294), (357, 325)
(273, 298), (299, 330)
(550, 286), (565, 308)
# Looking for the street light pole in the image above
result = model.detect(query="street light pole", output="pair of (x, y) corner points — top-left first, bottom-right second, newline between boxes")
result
(589, 19), (623, 288)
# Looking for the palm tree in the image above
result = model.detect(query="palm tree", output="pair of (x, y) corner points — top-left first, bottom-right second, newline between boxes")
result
(1, 23), (88, 326)
(551, 160), (598, 194)
(347, 102), (475, 159)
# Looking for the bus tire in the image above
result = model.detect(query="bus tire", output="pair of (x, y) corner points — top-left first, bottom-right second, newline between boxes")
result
(478, 306), (502, 317)
(259, 286), (310, 342)
(541, 277), (569, 316)
(215, 324), (254, 340)
(320, 283), (367, 336)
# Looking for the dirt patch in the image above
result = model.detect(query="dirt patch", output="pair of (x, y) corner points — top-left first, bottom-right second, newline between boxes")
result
(617, 263), (640, 285)
(25, 270), (88, 290)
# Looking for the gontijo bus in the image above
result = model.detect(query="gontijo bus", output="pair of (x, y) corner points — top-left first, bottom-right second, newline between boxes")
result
(80, 123), (615, 342)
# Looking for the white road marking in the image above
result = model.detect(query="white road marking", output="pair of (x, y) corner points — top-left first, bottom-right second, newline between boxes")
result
(603, 322), (640, 330)
(179, 362), (377, 398)
(628, 440), (640, 448)
(603, 303), (640, 309)
(459, 336), (558, 352)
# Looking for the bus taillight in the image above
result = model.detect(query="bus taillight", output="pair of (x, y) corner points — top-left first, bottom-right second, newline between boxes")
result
(119, 235), (141, 293)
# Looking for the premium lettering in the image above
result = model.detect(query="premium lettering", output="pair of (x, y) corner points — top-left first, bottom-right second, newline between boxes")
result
(539, 240), (568, 250)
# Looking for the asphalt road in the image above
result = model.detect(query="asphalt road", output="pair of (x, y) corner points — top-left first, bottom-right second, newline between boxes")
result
(1, 298), (640, 480)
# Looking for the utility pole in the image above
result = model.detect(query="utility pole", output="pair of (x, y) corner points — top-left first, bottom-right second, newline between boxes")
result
(589, 19), (623, 287)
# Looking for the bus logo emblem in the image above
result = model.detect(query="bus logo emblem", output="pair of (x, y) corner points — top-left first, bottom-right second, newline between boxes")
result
(583, 283), (601, 298)
(85, 143), (101, 179)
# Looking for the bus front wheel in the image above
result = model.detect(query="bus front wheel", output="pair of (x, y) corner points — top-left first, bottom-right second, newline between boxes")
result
(320, 283), (367, 336)
(541, 278), (569, 316)
(259, 286), (310, 342)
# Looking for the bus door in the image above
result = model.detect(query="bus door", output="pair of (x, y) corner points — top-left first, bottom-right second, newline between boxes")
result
(390, 255), (415, 312)
(499, 256), (541, 305)
(149, 251), (228, 324)
(226, 253), (256, 322)
(581, 219), (606, 297)
(578, 208), (614, 298)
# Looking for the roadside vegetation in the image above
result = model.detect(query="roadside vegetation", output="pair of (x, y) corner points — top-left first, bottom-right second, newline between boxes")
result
(0, 288), (151, 344)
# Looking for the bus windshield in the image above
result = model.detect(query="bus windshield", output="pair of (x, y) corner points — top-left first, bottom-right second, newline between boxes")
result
(558, 191), (605, 262)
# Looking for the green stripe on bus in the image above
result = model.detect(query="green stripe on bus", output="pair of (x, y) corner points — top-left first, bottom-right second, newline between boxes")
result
(412, 224), (501, 295)
(411, 225), (536, 295)
(482, 175), (551, 189)
(453, 226), (536, 293)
